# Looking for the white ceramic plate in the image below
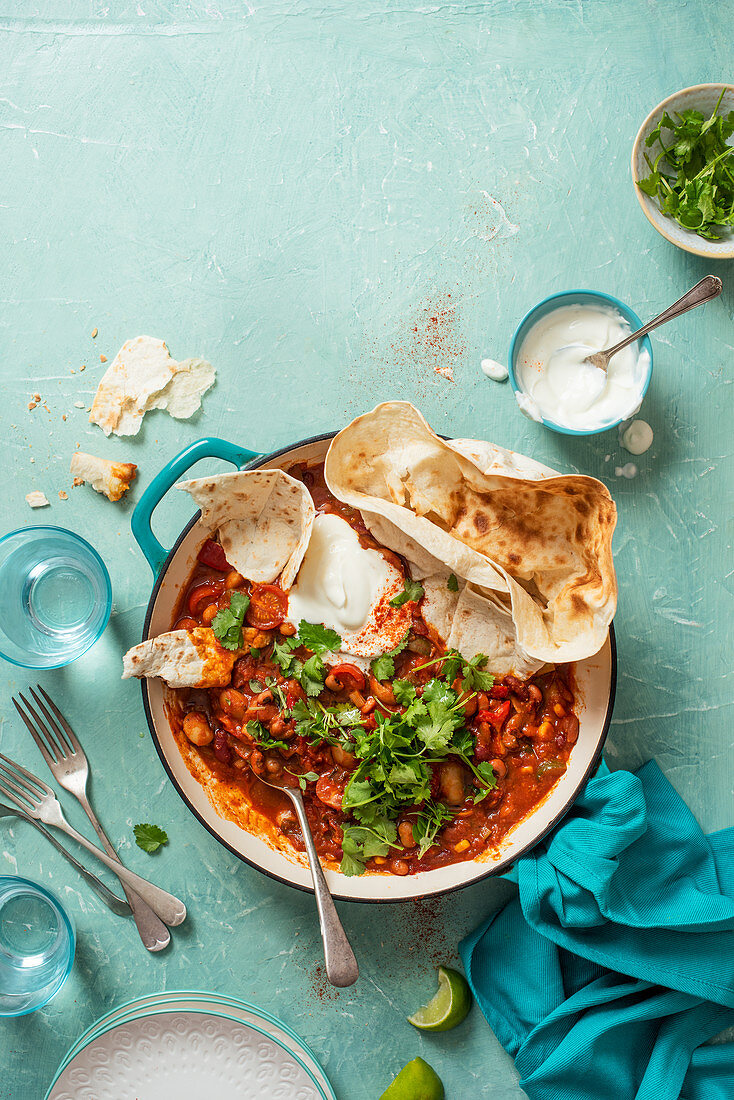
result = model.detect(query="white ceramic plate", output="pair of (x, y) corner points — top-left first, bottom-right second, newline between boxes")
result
(139, 433), (616, 902)
(50, 993), (335, 1100)
(47, 1010), (327, 1100)
(631, 83), (734, 259)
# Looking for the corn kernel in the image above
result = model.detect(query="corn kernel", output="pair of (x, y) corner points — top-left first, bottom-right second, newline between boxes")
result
(520, 765), (534, 773)
(454, 839), (470, 853)
(553, 703), (566, 717)
(539, 720), (555, 740)
(373, 856), (387, 865)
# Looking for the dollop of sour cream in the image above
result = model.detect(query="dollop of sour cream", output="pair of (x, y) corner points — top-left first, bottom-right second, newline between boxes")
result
(620, 419), (653, 455)
(287, 512), (410, 657)
(481, 357), (508, 382)
(515, 304), (650, 431)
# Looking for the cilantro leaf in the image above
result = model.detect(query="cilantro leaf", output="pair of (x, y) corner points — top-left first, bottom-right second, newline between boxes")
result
(133, 823), (169, 854)
(246, 720), (290, 753)
(339, 820), (398, 875)
(287, 769), (319, 791)
(393, 679), (417, 706)
(370, 631), (412, 681)
(300, 653), (327, 696)
(390, 577), (424, 608)
(637, 88), (734, 239)
(271, 634), (301, 676)
(211, 590), (250, 650)
(461, 653), (495, 693)
(410, 801), (454, 859)
(371, 653), (395, 681)
(297, 621), (342, 655)
(447, 573), (459, 592)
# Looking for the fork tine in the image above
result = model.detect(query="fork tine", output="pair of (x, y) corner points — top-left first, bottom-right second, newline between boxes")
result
(22, 688), (72, 760)
(0, 763), (40, 810)
(32, 685), (80, 755)
(0, 780), (33, 815)
(13, 697), (60, 768)
(0, 750), (54, 798)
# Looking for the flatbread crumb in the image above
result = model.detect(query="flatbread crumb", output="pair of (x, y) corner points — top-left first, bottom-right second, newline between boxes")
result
(26, 491), (49, 508)
(70, 451), (137, 502)
(58, 490), (68, 500)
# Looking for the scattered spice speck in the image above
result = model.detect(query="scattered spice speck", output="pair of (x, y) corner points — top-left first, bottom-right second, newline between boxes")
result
(91, 328), (98, 338)
(80, 364), (86, 372)
(100, 354), (107, 363)
(28, 401), (37, 411)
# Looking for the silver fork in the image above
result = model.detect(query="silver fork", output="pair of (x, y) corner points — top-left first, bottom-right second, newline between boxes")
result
(0, 750), (186, 929)
(12, 686), (173, 951)
(0, 801), (130, 917)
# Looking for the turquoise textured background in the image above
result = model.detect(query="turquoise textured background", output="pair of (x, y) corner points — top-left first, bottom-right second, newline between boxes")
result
(1, 4), (732, 1098)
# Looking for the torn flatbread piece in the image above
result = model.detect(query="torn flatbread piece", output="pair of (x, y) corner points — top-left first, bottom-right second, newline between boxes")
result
(446, 583), (544, 679)
(122, 627), (236, 689)
(325, 401), (617, 663)
(178, 469), (315, 589)
(89, 336), (215, 437)
(70, 452), (137, 502)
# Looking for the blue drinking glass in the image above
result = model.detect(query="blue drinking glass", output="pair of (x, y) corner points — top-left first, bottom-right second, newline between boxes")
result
(0, 876), (75, 1017)
(0, 526), (112, 669)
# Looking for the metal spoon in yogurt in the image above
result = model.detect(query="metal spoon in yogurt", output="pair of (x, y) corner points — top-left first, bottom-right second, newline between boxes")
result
(580, 275), (722, 373)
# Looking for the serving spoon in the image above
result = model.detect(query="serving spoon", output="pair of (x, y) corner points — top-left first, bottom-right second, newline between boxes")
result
(257, 772), (359, 987)
(583, 274), (722, 372)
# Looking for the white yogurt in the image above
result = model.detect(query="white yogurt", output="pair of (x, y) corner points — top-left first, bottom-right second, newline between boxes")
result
(620, 419), (653, 455)
(515, 304), (650, 431)
(481, 357), (508, 382)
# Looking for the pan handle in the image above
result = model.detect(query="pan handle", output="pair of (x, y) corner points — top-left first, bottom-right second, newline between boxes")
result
(131, 437), (261, 574)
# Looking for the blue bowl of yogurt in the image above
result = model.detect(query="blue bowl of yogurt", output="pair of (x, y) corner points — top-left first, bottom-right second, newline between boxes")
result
(508, 290), (653, 436)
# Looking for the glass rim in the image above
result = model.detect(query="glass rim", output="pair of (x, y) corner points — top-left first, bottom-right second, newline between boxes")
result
(0, 874), (76, 1018)
(0, 526), (112, 670)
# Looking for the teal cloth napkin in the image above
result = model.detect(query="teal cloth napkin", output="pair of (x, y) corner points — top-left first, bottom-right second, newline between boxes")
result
(459, 761), (734, 1100)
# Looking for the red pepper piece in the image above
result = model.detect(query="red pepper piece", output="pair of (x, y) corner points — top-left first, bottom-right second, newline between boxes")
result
(197, 539), (231, 572)
(476, 700), (511, 731)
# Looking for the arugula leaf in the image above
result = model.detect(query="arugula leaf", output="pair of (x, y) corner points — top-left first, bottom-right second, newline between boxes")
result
(133, 823), (169, 853)
(393, 679), (417, 706)
(389, 577), (424, 608)
(211, 590), (250, 650)
(447, 573), (459, 592)
(297, 621), (342, 655)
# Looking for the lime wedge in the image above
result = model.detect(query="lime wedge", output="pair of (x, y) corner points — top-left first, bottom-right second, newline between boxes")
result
(407, 966), (472, 1032)
(379, 1057), (445, 1100)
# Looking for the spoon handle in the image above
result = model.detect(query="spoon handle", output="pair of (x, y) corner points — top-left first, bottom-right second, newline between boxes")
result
(286, 788), (359, 987)
(604, 275), (723, 358)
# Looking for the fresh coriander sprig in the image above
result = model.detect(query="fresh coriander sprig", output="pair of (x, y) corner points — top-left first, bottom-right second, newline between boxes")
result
(211, 590), (250, 650)
(637, 88), (734, 240)
(390, 577), (424, 608)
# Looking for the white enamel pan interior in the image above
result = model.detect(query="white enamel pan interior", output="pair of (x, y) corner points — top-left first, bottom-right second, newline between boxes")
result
(136, 433), (616, 903)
